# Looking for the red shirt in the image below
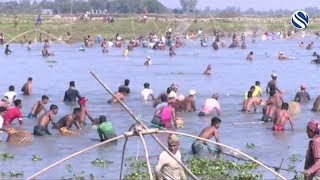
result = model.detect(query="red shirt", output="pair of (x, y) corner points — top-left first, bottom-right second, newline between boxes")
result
(3, 107), (23, 127)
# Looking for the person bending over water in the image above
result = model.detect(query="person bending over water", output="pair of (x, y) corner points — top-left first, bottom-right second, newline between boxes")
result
(273, 103), (294, 131)
(78, 97), (94, 125)
(3, 99), (23, 128)
(203, 65), (212, 75)
(192, 117), (222, 156)
(108, 89), (126, 104)
(294, 85), (310, 103)
(21, 77), (32, 95)
(278, 52), (287, 60)
(54, 108), (81, 130)
(304, 119), (320, 179)
(118, 79), (130, 94)
(246, 51), (253, 61)
(33, 104), (58, 136)
(4, 44), (12, 55)
(28, 95), (49, 118)
(42, 46), (54, 57)
(261, 100), (277, 122)
(199, 94), (221, 116)
(97, 115), (116, 142)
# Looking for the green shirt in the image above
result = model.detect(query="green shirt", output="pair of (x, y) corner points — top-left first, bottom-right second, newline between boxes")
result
(97, 122), (115, 140)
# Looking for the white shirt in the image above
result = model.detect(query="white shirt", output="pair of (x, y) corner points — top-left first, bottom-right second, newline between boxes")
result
(155, 150), (186, 180)
(4, 91), (16, 105)
(168, 91), (177, 99)
(141, 88), (153, 100)
(201, 98), (220, 114)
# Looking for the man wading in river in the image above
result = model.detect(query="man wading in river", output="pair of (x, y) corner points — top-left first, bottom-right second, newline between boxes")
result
(155, 134), (186, 180)
(34, 104), (58, 136)
(78, 97), (94, 125)
(54, 108), (81, 130)
(63, 81), (81, 103)
(192, 117), (222, 156)
(28, 95), (49, 118)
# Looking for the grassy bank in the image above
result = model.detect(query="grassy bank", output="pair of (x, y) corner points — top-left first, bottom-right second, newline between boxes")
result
(1, 14), (319, 43)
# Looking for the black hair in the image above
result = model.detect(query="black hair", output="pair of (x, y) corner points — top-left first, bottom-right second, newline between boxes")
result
(250, 51), (253, 55)
(70, 81), (75, 87)
(144, 83), (150, 88)
(124, 79), (130, 86)
(73, 108), (81, 114)
(9, 85), (14, 91)
(50, 104), (58, 110)
(282, 103), (289, 110)
(167, 87), (172, 94)
(255, 81), (260, 85)
(14, 99), (22, 107)
(99, 115), (107, 123)
(247, 91), (253, 98)
(42, 95), (49, 100)
(211, 117), (221, 126)
(250, 86), (255, 91)
(0, 106), (7, 113)
(28, 77), (33, 81)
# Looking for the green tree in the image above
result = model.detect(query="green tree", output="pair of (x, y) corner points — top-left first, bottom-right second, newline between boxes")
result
(180, 0), (198, 13)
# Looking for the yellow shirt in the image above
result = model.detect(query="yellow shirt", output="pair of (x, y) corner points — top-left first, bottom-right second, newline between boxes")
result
(252, 86), (262, 97)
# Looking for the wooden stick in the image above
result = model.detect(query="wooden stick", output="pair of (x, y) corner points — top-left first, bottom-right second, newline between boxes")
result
(232, 121), (265, 125)
(90, 71), (198, 180)
(5, 29), (35, 45)
(26, 135), (125, 180)
(119, 125), (135, 180)
(158, 130), (286, 180)
(138, 131), (153, 180)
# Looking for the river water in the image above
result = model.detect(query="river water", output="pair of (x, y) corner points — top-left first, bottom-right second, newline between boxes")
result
(0, 36), (319, 179)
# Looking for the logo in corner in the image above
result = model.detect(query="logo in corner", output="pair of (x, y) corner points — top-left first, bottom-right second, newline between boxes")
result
(291, 11), (309, 29)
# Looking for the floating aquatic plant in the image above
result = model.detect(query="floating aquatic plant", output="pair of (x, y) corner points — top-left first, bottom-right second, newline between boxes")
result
(124, 157), (149, 180)
(288, 154), (301, 163)
(246, 143), (256, 149)
(0, 153), (14, 160)
(90, 158), (113, 168)
(9, 171), (23, 177)
(65, 164), (72, 173)
(32, 155), (42, 161)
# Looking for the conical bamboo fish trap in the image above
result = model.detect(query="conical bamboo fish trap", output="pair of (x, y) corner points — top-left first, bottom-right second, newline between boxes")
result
(6, 128), (32, 144)
(59, 127), (80, 136)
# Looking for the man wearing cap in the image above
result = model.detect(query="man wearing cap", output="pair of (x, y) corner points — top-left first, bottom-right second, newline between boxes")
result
(266, 74), (281, 96)
(199, 94), (221, 116)
(168, 84), (179, 99)
(155, 134), (186, 180)
(97, 115), (116, 142)
(185, 90), (197, 112)
(294, 85), (310, 103)
(172, 95), (186, 112)
(118, 79), (130, 94)
(78, 97), (94, 125)
(63, 81), (82, 103)
(144, 56), (152, 66)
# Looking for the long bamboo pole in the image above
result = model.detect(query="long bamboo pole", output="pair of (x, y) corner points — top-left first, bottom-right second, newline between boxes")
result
(158, 130), (286, 180)
(138, 131), (153, 180)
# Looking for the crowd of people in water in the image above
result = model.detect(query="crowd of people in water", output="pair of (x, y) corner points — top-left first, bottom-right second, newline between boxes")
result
(2, 16), (320, 179)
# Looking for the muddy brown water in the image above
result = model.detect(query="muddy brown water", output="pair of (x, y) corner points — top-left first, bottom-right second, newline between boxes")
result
(0, 37), (319, 179)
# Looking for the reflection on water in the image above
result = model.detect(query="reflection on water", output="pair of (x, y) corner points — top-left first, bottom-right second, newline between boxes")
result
(0, 37), (318, 178)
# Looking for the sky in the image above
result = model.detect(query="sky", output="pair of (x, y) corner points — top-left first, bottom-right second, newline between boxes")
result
(159, 0), (320, 11)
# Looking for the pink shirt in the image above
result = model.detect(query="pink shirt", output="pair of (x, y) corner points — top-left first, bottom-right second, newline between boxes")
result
(161, 106), (172, 128)
(200, 98), (220, 114)
(305, 135), (320, 177)
(3, 107), (23, 127)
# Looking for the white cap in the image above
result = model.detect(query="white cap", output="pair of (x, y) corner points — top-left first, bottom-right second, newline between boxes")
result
(271, 73), (277, 77)
(146, 56), (151, 59)
(189, 89), (197, 96)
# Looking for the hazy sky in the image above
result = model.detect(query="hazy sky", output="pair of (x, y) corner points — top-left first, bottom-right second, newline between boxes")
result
(159, 0), (320, 11)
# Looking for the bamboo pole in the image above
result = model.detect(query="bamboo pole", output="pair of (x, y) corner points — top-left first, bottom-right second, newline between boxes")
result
(90, 71), (198, 180)
(26, 135), (125, 180)
(138, 131), (153, 180)
(5, 29), (35, 45)
(119, 125), (135, 180)
(158, 130), (286, 180)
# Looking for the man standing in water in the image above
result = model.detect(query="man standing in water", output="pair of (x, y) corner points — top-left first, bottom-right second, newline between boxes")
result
(266, 74), (281, 96)
(192, 117), (222, 156)
(63, 81), (82, 103)
(294, 85), (310, 103)
(155, 134), (186, 180)
(304, 119), (320, 179)
(28, 95), (49, 118)
(273, 103), (294, 131)
(97, 115), (116, 142)
(21, 77), (33, 95)
(261, 100), (277, 122)
(185, 90), (197, 112)
(4, 44), (12, 55)
(78, 97), (94, 125)
(118, 79), (130, 94)
(33, 104), (58, 136)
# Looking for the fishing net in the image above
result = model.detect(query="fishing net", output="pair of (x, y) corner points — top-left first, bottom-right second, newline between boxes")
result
(6, 128), (32, 144)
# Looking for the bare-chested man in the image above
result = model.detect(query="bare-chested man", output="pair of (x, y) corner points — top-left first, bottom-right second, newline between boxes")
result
(203, 64), (212, 75)
(107, 89), (126, 104)
(269, 91), (283, 109)
(261, 100), (277, 122)
(28, 95), (49, 118)
(242, 91), (260, 112)
(273, 103), (294, 131)
(21, 77), (32, 95)
(246, 51), (253, 61)
(33, 104), (58, 136)
(78, 97), (93, 125)
(191, 117), (222, 156)
(54, 108), (81, 130)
